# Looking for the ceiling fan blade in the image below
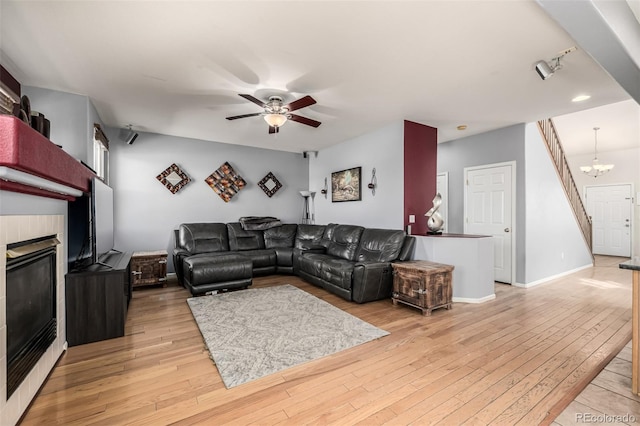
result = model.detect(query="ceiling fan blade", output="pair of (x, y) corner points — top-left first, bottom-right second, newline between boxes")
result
(239, 94), (266, 107)
(284, 95), (316, 112)
(268, 126), (279, 134)
(289, 114), (321, 128)
(226, 113), (262, 120)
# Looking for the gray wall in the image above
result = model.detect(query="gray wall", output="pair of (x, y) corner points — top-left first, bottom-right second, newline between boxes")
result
(524, 123), (592, 282)
(309, 121), (405, 229)
(569, 147), (640, 258)
(6, 88), (106, 273)
(22, 86), (92, 163)
(106, 130), (309, 272)
(437, 124), (527, 283)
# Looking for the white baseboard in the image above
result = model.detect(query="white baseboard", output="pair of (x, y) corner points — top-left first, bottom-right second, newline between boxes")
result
(167, 272), (177, 279)
(452, 294), (496, 304)
(513, 263), (592, 288)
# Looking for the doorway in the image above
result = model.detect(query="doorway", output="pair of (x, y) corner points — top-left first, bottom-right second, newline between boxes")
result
(464, 162), (515, 284)
(585, 184), (632, 257)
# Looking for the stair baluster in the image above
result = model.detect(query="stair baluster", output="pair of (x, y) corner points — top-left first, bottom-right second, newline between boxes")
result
(537, 119), (594, 261)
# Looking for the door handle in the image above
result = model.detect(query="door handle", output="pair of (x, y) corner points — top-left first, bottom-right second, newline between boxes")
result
(504, 228), (510, 232)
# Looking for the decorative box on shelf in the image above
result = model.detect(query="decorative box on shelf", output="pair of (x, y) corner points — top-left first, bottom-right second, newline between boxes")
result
(391, 260), (454, 316)
(131, 250), (168, 288)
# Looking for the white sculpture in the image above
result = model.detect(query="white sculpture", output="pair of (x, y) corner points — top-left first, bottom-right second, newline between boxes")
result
(425, 193), (444, 234)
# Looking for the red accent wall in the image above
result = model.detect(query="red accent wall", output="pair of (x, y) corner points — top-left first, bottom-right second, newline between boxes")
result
(404, 120), (437, 235)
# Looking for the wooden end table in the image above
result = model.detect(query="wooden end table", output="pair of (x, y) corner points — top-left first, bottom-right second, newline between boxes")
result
(131, 250), (168, 288)
(392, 260), (454, 316)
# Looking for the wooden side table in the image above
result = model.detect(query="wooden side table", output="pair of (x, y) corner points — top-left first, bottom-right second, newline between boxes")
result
(392, 260), (454, 316)
(131, 250), (168, 288)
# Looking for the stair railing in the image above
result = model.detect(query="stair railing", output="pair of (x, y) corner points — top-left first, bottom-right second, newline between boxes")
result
(537, 119), (593, 260)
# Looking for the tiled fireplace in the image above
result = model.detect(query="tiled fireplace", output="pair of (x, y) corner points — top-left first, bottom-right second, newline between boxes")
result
(0, 215), (66, 425)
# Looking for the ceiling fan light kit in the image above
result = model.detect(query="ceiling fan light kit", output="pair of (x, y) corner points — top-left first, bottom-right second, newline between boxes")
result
(226, 93), (321, 134)
(264, 113), (287, 128)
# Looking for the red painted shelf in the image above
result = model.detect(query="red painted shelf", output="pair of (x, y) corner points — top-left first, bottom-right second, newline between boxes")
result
(0, 115), (95, 198)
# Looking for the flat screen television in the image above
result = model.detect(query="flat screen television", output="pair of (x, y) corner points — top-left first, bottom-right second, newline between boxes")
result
(91, 176), (115, 265)
(67, 191), (92, 271)
(67, 177), (115, 271)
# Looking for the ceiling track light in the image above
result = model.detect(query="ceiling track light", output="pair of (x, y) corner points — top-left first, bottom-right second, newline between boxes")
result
(120, 124), (138, 145)
(534, 46), (576, 81)
(535, 57), (562, 80)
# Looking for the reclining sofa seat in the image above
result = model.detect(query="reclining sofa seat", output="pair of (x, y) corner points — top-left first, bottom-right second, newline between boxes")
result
(173, 223), (229, 284)
(174, 223), (254, 296)
(173, 222), (414, 303)
(226, 222), (276, 276)
(296, 224), (407, 303)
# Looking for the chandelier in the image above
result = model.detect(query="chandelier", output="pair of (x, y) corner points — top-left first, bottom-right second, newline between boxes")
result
(580, 127), (614, 178)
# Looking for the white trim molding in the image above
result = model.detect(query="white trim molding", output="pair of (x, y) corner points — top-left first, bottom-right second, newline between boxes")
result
(453, 294), (496, 304)
(0, 166), (83, 197)
(514, 263), (593, 288)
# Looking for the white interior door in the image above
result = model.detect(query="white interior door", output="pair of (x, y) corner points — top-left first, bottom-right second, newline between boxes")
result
(586, 184), (632, 257)
(465, 164), (513, 283)
(436, 172), (448, 233)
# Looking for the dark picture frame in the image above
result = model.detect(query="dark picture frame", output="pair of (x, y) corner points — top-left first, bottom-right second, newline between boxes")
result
(331, 166), (362, 202)
(257, 171), (282, 197)
(156, 163), (191, 194)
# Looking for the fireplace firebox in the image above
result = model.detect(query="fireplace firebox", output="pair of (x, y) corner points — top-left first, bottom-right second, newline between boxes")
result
(5, 235), (59, 399)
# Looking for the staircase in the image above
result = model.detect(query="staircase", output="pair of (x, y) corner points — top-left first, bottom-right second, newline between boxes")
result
(537, 118), (594, 261)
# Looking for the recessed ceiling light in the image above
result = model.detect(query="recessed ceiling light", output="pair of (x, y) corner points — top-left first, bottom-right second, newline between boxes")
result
(457, 125), (467, 131)
(572, 95), (591, 102)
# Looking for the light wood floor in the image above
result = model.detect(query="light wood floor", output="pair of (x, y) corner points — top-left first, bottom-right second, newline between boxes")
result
(554, 341), (638, 425)
(554, 256), (640, 426)
(20, 256), (633, 425)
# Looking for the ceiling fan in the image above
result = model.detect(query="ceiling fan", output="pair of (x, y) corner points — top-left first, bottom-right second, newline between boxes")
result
(226, 94), (321, 134)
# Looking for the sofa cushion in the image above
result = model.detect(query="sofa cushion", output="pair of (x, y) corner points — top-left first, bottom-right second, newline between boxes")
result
(264, 224), (298, 248)
(295, 224), (326, 249)
(320, 257), (355, 290)
(297, 253), (328, 277)
(179, 223), (229, 254)
(236, 249), (276, 268)
(183, 253), (252, 286)
(321, 223), (339, 246)
(324, 224), (364, 261)
(227, 222), (266, 251)
(298, 253), (355, 290)
(356, 228), (406, 262)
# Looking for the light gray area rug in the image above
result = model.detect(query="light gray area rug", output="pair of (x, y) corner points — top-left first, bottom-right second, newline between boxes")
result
(187, 284), (389, 388)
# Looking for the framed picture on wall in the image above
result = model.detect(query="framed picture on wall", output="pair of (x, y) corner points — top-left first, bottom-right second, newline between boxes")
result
(331, 167), (362, 202)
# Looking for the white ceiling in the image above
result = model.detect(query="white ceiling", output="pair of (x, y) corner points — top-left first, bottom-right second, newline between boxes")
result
(553, 99), (640, 156)
(0, 0), (635, 153)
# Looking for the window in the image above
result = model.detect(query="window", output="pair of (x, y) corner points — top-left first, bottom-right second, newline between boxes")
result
(93, 124), (109, 183)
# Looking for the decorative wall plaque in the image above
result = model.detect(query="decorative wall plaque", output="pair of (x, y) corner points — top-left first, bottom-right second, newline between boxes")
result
(258, 172), (282, 197)
(331, 166), (362, 202)
(205, 161), (247, 202)
(156, 163), (191, 194)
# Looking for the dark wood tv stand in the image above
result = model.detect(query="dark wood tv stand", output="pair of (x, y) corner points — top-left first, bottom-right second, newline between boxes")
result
(65, 251), (132, 347)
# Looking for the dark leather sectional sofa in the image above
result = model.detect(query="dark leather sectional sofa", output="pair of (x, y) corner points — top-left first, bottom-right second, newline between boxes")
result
(174, 222), (415, 303)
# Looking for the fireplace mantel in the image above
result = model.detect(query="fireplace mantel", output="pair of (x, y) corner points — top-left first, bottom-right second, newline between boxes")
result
(0, 115), (95, 200)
